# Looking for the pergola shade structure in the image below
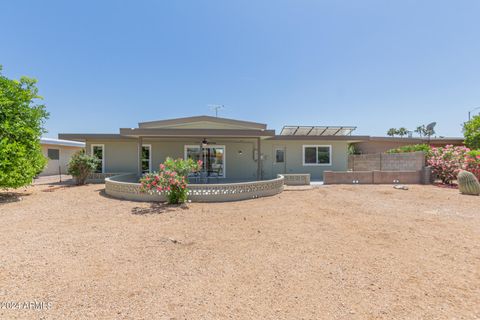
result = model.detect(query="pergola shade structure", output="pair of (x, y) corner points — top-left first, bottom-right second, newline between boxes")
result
(279, 126), (356, 136)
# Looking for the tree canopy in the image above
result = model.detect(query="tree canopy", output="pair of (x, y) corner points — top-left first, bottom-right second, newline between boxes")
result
(463, 114), (480, 150)
(0, 66), (49, 189)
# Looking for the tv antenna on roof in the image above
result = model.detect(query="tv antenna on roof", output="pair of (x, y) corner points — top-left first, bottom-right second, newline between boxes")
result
(208, 104), (224, 117)
(426, 122), (436, 134)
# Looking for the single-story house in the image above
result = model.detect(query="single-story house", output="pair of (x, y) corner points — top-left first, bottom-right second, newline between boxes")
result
(58, 116), (466, 181)
(59, 115), (367, 181)
(39, 138), (85, 176)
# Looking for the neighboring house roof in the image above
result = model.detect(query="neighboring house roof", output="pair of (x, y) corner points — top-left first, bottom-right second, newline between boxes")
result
(138, 115), (267, 130)
(40, 137), (85, 147)
(366, 136), (465, 144)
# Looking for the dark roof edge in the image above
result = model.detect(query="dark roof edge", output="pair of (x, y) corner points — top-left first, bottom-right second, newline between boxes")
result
(120, 128), (275, 137)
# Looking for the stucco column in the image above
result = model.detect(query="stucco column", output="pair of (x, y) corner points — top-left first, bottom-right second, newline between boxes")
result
(137, 136), (143, 177)
(257, 137), (262, 180)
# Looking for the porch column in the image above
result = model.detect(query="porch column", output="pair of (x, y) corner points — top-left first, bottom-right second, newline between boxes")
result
(137, 136), (143, 177)
(257, 137), (262, 180)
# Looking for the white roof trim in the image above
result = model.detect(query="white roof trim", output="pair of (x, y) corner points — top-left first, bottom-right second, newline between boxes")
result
(41, 138), (85, 147)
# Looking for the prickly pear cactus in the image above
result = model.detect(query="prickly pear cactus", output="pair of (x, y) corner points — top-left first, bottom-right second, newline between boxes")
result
(457, 170), (480, 196)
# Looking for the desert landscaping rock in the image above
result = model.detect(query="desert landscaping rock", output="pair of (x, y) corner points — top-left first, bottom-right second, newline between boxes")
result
(0, 182), (479, 319)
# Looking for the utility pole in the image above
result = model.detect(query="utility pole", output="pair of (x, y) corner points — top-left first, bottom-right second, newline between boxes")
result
(208, 104), (224, 117)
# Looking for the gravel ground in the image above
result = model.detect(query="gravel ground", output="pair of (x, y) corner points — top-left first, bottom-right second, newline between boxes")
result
(0, 182), (479, 319)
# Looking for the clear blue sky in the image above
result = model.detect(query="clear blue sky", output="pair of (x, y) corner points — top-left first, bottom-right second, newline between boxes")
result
(2, 0), (479, 137)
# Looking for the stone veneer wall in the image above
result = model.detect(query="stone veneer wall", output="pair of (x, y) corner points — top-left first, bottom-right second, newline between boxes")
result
(105, 174), (285, 202)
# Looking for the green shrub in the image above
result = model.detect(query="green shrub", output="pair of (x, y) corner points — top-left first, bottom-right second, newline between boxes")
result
(386, 144), (432, 156)
(0, 66), (49, 189)
(463, 115), (480, 149)
(67, 151), (100, 185)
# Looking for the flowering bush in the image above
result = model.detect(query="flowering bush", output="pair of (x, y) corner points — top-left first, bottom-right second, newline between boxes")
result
(427, 145), (470, 184)
(140, 157), (202, 204)
(464, 150), (480, 181)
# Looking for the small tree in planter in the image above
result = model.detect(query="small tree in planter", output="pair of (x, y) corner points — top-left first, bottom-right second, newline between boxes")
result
(67, 151), (100, 185)
(427, 145), (470, 184)
(140, 157), (202, 204)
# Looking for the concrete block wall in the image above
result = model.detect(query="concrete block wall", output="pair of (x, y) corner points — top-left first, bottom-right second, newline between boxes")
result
(324, 168), (432, 185)
(348, 154), (381, 171)
(348, 151), (425, 172)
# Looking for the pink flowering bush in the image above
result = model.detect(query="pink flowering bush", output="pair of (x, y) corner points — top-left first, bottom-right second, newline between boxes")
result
(464, 150), (480, 181)
(427, 145), (470, 184)
(140, 157), (202, 204)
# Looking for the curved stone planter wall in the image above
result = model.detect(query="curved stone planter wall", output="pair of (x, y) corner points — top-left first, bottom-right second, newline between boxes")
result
(105, 174), (285, 202)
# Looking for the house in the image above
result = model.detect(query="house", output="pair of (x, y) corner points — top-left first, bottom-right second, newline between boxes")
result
(39, 138), (85, 176)
(59, 115), (366, 181)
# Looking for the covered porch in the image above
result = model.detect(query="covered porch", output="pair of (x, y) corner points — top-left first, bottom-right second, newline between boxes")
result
(119, 127), (274, 181)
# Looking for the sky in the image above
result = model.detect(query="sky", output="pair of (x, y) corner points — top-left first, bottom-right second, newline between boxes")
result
(1, 0), (480, 138)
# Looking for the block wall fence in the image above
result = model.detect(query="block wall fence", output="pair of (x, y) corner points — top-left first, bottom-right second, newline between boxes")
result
(326, 151), (432, 185)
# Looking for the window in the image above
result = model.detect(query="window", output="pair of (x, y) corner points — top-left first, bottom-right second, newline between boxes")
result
(47, 149), (59, 160)
(142, 145), (151, 174)
(185, 145), (225, 177)
(275, 148), (285, 163)
(91, 144), (104, 173)
(303, 145), (331, 166)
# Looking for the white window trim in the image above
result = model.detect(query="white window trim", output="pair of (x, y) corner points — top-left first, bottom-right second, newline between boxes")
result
(184, 144), (226, 178)
(142, 144), (152, 173)
(302, 145), (332, 166)
(274, 147), (285, 164)
(90, 144), (105, 173)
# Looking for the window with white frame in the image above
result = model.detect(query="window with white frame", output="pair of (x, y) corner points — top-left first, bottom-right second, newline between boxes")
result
(303, 145), (331, 166)
(47, 148), (60, 160)
(275, 148), (285, 163)
(91, 144), (104, 173)
(141, 145), (151, 173)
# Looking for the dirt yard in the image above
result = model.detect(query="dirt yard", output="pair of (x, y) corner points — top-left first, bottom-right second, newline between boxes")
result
(0, 180), (479, 319)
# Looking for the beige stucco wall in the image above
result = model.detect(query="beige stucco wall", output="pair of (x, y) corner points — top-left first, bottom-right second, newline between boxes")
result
(85, 138), (349, 181)
(262, 140), (349, 180)
(39, 144), (83, 176)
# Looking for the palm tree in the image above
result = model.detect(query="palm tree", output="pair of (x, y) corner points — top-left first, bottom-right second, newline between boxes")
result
(397, 127), (408, 137)
(387, 128), (398, 137)
(415, 125), (426, 137)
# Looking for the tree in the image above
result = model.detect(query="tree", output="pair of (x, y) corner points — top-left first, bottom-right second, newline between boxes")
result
(415, 125), (426, 137)
(67, 151), (100, 185)
(397, 127), (408, 137)
(0, 66), (49, 189)
(387, 128), (398, 137)
(463, 114), (480, 149)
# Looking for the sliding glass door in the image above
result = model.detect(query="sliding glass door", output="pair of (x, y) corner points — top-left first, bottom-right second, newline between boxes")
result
(185, 145), (225, 178)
